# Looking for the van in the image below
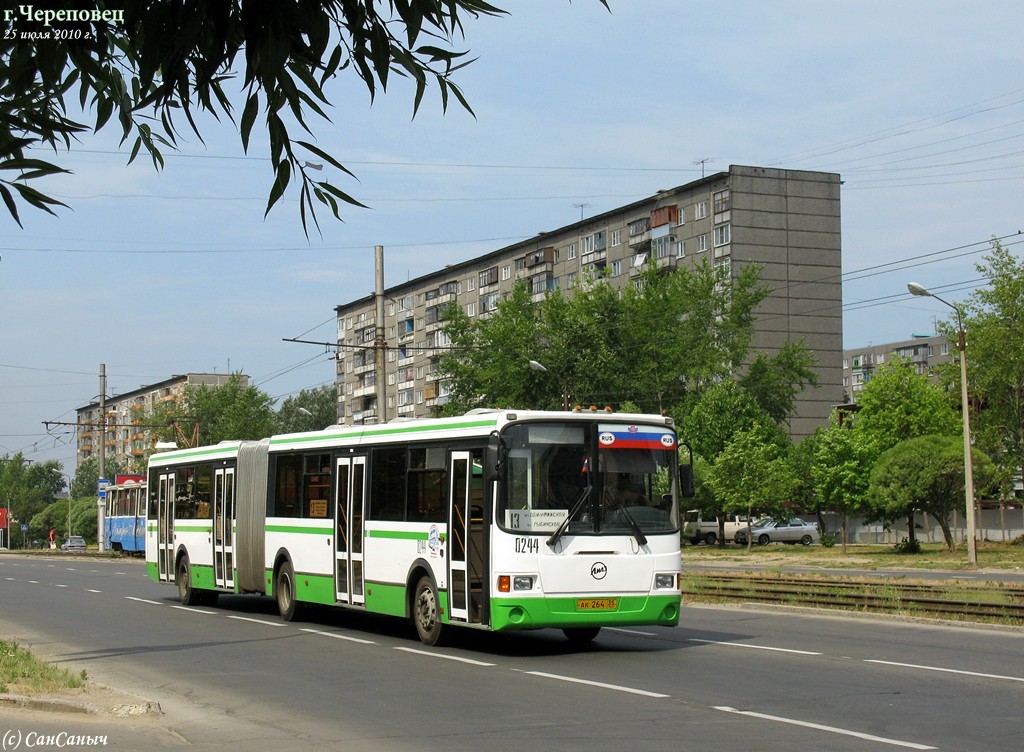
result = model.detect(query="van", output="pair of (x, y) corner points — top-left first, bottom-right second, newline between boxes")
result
(682, 511), (749, 545)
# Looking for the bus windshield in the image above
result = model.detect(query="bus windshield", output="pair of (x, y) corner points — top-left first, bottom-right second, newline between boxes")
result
(498, 421), (679, 537)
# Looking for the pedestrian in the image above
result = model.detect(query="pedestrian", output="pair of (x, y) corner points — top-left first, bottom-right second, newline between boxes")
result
(48, 527), (56, 549)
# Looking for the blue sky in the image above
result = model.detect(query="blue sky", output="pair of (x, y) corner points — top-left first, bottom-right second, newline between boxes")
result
(3, 0), (1024, 473)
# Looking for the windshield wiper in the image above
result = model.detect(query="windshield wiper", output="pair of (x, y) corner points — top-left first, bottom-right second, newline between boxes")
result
(547, 486), (591, 548)
(603, 492), (648, 546)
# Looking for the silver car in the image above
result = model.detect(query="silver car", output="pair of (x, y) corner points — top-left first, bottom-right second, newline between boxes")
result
(734, 517), (819, 546)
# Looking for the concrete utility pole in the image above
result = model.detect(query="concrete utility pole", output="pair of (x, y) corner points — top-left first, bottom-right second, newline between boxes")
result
(374, 245), (387, 424)
(97, 364), (107, 552)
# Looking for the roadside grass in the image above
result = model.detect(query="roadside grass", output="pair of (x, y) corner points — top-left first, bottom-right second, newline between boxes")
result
(0, 640), (87, 695)
(682, 540), (1024, 572)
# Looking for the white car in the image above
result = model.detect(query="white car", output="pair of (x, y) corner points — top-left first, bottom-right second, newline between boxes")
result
(734, 517), (819, 546)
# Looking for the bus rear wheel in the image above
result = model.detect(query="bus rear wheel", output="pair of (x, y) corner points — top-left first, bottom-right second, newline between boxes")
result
(563, 627), (601, 643)
(413, 576), (447, 646)
(176, 554), (199, 606)
(276, 561), (302, 622)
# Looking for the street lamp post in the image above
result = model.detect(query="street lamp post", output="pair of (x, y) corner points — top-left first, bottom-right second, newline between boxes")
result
(528, 360), (570, 410)
(907, 282), (977, 566)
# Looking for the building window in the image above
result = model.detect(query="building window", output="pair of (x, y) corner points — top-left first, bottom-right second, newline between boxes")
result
(611, 229), (622, 246)
(612, 259), (622, 276)
(467, 301), (476, 317)
(502, 265), (511, 281)
(696, 234), (707, 252)
(479, 266), (499, 287)
(480, 292), (500, 313)
(713, 223), (731, 247)
(695, 200), (708, 220)
(676, 207), (685, 225)
(713, 189), (731, 214)
(567, 243), (577, 260)
(467, 276), (475, 292)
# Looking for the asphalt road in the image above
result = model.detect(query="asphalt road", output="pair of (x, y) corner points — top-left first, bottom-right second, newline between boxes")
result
(2, 553), (1022, 751)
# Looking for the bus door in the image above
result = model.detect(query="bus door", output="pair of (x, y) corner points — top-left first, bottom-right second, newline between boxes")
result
(156, 472), (175, 582)
(448, 450), (484, 624)
(212, 467), (235, 590)
(334, 455), (366, 606)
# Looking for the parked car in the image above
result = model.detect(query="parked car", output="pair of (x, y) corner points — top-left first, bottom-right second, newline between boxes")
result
(734, 517), (819, 546)
(682, 510), (750, 545)
(60, 535), (87, 552)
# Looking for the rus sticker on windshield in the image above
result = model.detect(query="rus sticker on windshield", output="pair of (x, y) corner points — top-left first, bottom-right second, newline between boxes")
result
(597, 424), (676, 450)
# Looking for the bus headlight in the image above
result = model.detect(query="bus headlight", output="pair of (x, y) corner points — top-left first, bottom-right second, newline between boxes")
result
(513, 575), (535, 591)
(655, 573), (676, 590)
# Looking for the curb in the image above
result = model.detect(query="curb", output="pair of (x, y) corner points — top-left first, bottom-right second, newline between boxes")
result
(0, 692), (161, 718)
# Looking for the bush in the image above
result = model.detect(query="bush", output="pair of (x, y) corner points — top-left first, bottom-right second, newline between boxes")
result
(894, 537), (922, 554)
(820, 531), (837, 548)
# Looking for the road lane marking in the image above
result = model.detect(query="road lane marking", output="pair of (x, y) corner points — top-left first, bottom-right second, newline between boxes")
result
(85, 589), (101, 593)
(714, 706), (937, 750)
(689, 638), (822, 655)
(226, 615), (286, 627)
(515, 669), (669, 698)
(170, 606), (217, 615)
(607, 627), (658, 636)
(300, 628), (376, 645)
(54, 584), (68, 588)
(395, 647), (495, 666)
(125, 596), (162, 605)
(865, 659), (1024, 683)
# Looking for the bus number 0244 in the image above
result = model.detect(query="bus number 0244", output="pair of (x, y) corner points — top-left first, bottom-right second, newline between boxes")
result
(515, 537), (540, 554)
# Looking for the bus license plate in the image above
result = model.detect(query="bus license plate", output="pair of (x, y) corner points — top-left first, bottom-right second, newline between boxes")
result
(576, 598), (618, 611)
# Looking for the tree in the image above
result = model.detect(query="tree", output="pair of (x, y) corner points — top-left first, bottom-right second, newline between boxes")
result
(939, 240), (1024, 498)
(0, 453), (66, 548)
(740, 340), (820, 426)
(851, 358), (960, 547)
(678, 381), (790, 546)
(805, 412), (874, 552)
(705, 418), (798, 551)
(439, 260), (785, 416)
(0, 1), (578, 234)
(869, 435), (994, 552)
(70, 456), (124, 500)
(152, 373), (276, 448)
(276, 385), (338, 433)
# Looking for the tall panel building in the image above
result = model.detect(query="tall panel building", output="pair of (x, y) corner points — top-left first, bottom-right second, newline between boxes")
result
(334, 165), (843, 440)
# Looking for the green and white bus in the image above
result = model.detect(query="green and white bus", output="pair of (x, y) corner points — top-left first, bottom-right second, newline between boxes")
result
(146, 409), (690, 644)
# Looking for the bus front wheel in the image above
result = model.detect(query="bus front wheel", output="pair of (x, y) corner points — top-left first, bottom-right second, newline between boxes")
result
(413, 576), (447, 646)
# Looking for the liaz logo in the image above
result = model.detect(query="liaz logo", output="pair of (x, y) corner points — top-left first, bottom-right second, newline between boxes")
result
(590, 562), (608, 580)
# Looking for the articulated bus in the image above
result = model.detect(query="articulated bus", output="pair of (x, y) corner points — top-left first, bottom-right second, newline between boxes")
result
(105, 476), (147, 554)
(145, 409), (690, 644)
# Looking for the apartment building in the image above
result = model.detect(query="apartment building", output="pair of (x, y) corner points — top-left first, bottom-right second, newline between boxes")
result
(334, 165), (844, 440)
(843, 334), (955, 402)
(75, 373), (242, 468)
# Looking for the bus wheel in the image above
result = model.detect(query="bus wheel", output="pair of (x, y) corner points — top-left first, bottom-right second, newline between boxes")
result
(563, 627), (601, 643)
(276, 561), (302, 622)
(413, 576), (446, 646)
(176, 554), (199, 606)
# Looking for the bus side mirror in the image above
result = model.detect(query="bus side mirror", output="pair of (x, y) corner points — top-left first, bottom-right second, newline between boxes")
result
(679, 465), (695, 498)
(485, 434), (505, 482)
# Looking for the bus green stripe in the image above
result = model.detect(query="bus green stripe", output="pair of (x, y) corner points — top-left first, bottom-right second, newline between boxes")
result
(365, 529), (429, 540)
(266, 525), (332, 535)
(269, 418), (497, 447)
(175, 524), (212, 533)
